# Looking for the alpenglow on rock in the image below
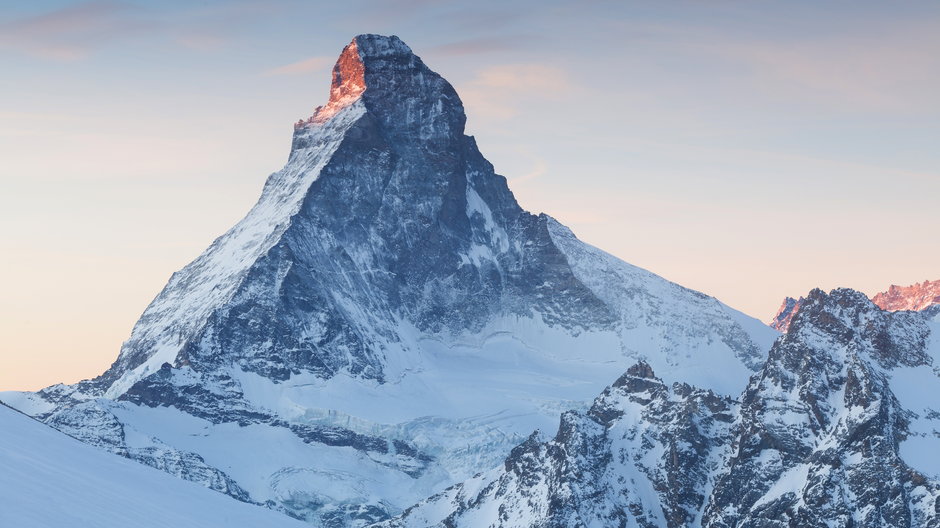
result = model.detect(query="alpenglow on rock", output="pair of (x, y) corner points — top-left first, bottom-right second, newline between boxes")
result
(769, 296), (803, 332)
(0, 35), (776, 527)
(771, 279), (940, 334)
(872, 279), (940, 313)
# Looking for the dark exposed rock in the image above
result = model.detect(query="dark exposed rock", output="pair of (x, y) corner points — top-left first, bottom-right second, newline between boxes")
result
(2, 34), (777, 527)
(382, 362), (738, 528)
(382, 289), (940, 528)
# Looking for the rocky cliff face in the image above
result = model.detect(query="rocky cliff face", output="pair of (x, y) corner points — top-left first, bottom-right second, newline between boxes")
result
(387, 288), (940, 528)
(769, 296), (803, 332)
(0, 35), (776, 527)
(378, 362), (737, 528)
(872, 279), (940, 313)
(704, 288), (940, 527)
(770, 279), (940, 334)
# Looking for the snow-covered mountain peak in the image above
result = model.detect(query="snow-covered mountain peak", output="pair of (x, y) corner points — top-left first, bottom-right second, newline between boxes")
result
(771, 279), (940, 334)
(4, 35), (778, 526)
(306, 38), (366, 124)
(385, 288), (940, 527)
(872, 278), (940, 312)
(783, 287), (931, 367)
(796, 286), (870, 319)
(297, 34), (463, 142)
(351, 33), (415, 59)
(623, 359), (657, 380)
(768, 295), (802, 332)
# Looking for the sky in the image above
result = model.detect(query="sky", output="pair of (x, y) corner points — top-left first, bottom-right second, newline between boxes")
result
(1, 0), (938, 391)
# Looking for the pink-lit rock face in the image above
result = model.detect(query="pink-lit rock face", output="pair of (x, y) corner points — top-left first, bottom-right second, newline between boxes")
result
(871, 279), (940, 312)
(768, 296), (802, 332)
(295, 39), (367, 128)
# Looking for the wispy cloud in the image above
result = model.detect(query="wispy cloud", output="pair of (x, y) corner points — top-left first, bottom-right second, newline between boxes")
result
(435, 7), (530, 32)
(169, 0), (290, 53)
(608, 16), (940, 114)
(264, 56), (332, 76)
(428, 35), (533, 56)
(458, 63), (575, 120)
(0, 1), (152, 60)
(0, 1), (292, 59)
(507, 151), (548, 186)
(704, 27), (940, 112)
(174, 33), (229, 52)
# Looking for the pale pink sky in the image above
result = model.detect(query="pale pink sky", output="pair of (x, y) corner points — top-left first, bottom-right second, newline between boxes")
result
(2, 1), (938, 391)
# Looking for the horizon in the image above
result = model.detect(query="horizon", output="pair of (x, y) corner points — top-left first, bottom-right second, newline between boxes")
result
(2, 1), (939, 391)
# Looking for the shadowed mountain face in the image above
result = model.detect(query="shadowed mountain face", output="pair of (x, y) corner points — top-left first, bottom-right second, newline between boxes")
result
(0, 35), (777, 527)
(383, 288), (940, 528)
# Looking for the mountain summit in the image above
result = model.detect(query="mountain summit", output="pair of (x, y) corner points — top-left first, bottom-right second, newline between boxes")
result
(1, 35), (776, 527)
(872, 279), (940, 313)
(772, 278), (940, 334)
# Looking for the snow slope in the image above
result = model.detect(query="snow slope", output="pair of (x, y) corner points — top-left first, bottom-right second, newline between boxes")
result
(1, 34), (776, 526)
(0, 404), (304, 528)
(383, 289), (940, 528)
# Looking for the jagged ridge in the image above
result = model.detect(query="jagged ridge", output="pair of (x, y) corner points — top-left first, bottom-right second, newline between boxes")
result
(2, 34), (776, 527)
(385, 288), (940, 527)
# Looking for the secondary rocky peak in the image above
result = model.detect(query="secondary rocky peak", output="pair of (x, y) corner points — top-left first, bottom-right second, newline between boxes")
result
(787, 287), (871, 334)
(601, 361), (666, 403)
(768, 295), (803, 332)
(772, 279), (940, 332)
(872, 278), (940, 312)
(624, 360), (656, 380)
(775, 287), (931, 372)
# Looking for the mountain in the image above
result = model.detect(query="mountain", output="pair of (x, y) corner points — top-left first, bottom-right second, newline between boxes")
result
(0, 34), (776, 527)
(872, 279), (940, 313)
(769, 296), (803, 332)
(376, 362), (737, 528)
(383, 288), (940, 527)
(0, 404), (306, 528)
(770, 279), (940, 332)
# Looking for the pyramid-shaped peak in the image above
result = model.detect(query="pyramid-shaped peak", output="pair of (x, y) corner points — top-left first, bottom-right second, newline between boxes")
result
(305, 35), (423, 124)
(299, 34), (466, 142)
(352, 34), (414, 58)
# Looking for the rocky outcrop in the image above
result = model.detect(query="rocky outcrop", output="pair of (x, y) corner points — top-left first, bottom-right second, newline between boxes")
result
(704, 288), (940, 527)
(769, 296), (803, 332)
(1, 34), (775, 527)
(386, 288), (940, 527)
(379, 361), (737, 528)
(872, 279), (940, 313)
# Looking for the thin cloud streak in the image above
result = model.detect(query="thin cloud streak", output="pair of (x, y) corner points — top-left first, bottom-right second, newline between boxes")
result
(428, 35), (534, 56)
(264, 56), (332, 76)
(459, 63), (575, 120)
(606, 15), (940, 114)
(0, 1), (153, 60)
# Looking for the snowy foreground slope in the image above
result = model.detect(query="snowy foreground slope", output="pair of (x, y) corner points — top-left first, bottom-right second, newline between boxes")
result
(1, 35), (774, 527)
(381, 288), (940, 528)
(0, 404), (305, 528)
